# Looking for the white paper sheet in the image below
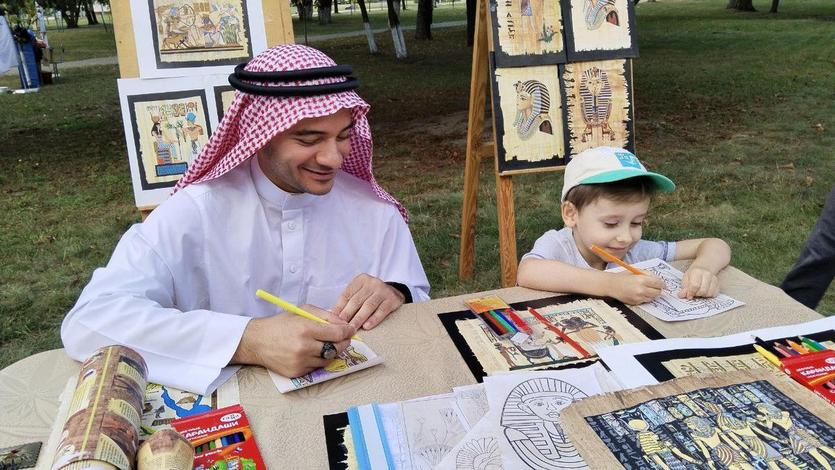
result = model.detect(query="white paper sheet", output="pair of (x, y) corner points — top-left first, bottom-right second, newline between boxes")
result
(609, 258), (745, 321)
(598, 315), (835, 388)
(483, 363), (614, 470)
(452, 383), (489, 430)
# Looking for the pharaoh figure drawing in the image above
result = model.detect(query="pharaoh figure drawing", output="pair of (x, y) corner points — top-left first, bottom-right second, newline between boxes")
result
(501, 378), (588, 469)
(583, 0), (620, 30)
(513, 80), (554, 141)
(578, 67), (616, 143)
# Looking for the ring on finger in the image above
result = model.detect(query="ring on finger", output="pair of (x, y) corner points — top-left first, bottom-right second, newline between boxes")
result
(319, 341), (338, 360)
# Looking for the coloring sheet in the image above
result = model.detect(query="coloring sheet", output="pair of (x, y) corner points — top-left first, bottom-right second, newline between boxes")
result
(598, 315), (835, 388)
(483, 363), (616, 470)
(398, 393), (469, 469)
(436, 412), (503, 470)
(269, 340), (383, 393)
(609, 258), (745, 321)
(562, 371), (835, 469)
(453, 384), (490, 429)
(140, 377), (240, 437)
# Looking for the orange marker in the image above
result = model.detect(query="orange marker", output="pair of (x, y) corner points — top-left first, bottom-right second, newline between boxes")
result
(591, 245), (645, 275)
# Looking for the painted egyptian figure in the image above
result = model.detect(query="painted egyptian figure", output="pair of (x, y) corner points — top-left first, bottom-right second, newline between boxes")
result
(578, 67), (615, 143)
(684, 415), (755, 470)
(513, 80), (553, 141)
(756, 402), (835, 470)
(627, 418), (699, 470)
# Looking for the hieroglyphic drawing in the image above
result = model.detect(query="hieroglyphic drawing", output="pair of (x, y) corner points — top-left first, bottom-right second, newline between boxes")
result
(400, 394), (469, 469)
(128, 89), (212, 190)
(149, 0), (252, 66)
(490, 0), (565, 66)
(562, 0), (637, 61)
(454, 384), (490, 429)
(492, 65), (565, 172)
(663, 354), (773, 379)
(456, 299), (648, 374)
(610, 258), (745, 321)
(456, 438), (502, 470)
(562, 59), (632, 158)
(563, 372), (835, 469)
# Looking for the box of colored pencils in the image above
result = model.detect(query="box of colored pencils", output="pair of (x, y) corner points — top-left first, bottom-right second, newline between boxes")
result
(171, 404), (265, 469)
(757, 336), (835, 405)
(464, 295), (532, 343)
(781, 349), (835, 405)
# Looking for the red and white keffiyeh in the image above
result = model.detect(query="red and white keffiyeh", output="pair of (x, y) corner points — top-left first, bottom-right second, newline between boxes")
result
(174, 44), (407, 221)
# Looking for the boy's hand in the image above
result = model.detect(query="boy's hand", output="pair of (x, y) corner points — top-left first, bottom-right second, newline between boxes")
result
(679, 266), (719, 299)
(609, 272), (665, 305)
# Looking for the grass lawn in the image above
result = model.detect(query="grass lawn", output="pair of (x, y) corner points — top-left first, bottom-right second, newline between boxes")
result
(1, 0), (833, 369)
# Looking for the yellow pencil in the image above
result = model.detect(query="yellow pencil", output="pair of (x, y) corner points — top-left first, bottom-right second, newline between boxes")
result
(255, 289), (361, 341)
(753, 344), (782, 368)
(591, 245), (645, 275)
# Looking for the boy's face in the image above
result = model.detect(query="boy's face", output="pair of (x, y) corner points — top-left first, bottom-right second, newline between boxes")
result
(562, 195), (650, 269)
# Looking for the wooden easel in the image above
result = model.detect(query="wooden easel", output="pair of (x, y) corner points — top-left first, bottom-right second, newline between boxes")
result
(108, 0), (295, 220)
(459, 0), (559, 288)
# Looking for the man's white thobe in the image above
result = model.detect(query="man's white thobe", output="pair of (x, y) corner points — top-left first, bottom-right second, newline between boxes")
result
(62, 157), (430, 394)
(0, 16), (18, 75)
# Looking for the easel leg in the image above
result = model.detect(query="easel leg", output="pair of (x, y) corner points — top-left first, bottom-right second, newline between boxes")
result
(458, 0), (490, 280)
(496, 174), (517, 287)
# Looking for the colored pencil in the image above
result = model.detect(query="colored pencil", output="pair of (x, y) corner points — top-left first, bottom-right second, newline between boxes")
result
(527, 307), (590, 358)
(256, 289), (360, 341)
(771, 343), (795, 358)
(753, 344), (782, 368)
(505, 309), (533, 335)
(786, 339), (811, 354)
(491, 310), (517, 334)
(480, 311), (506, 335)
(799, 336), (828, 352)
(591, 245), (645, 275)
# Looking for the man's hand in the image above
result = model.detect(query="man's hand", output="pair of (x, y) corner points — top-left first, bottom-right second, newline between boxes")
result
(609, 272), (666, 305)
(679, 266), (720, 299)
(231, 305), (356, 378)
(333, 274), (405, 330)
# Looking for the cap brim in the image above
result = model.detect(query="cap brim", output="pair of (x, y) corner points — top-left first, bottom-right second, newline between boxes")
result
(580, 169), (676, 193)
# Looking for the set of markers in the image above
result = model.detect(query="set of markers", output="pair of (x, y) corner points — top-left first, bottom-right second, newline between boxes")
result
(464, 295), (531, 343)
(753, 335), (835, 405)
(171, 404), (265, 470)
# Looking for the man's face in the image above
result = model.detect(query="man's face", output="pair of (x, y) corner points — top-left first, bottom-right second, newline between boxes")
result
(519, 393), (573, 422)
(562, 195), (650, 270)
(257, 109), (353, 196)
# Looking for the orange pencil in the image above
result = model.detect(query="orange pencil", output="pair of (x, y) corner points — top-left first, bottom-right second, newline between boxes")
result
(591, 245), (645, 275)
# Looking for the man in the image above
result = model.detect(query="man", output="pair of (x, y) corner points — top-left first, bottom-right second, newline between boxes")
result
(62, 45), (430, 394)
(0, 8), (19, 75)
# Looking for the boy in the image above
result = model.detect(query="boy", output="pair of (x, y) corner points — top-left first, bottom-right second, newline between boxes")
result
(517, 147), (731, 305)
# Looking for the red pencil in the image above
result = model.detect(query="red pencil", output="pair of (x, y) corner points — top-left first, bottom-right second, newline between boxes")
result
(527, 307), (590, 358)
(505, 309), (533, 335)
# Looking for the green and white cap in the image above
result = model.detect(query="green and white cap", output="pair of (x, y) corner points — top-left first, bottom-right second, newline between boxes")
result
(561, 147), (676, 202)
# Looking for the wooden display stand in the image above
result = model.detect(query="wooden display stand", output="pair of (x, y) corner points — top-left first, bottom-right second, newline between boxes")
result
(109, 0), (295, 219)
(458, 0), (565, 287)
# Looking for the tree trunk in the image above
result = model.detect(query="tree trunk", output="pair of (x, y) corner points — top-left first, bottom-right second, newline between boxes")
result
(357, 0), (379, 53)
(83, 1), (98, 25)
(318, 0), (333, 24)
(735, 0), (756, 11)
(386, 0), (407, 58)
(466, 0), (476, 46)
(61, 5), (81, 28)
(295, 0), (304, 18)
(334, 0), (339, 14)
(769, 0), (779, 13)
(393, 0), (401, 12)
(415, 0), (433, 39)
(305, 0), (314, 19)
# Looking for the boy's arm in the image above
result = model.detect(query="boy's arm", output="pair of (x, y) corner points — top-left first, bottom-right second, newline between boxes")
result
(517, 258), (665, 305)
(674, 238), (732, 298)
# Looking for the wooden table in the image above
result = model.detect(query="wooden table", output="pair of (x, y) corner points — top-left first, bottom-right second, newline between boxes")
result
(0, 264), (821, 468)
